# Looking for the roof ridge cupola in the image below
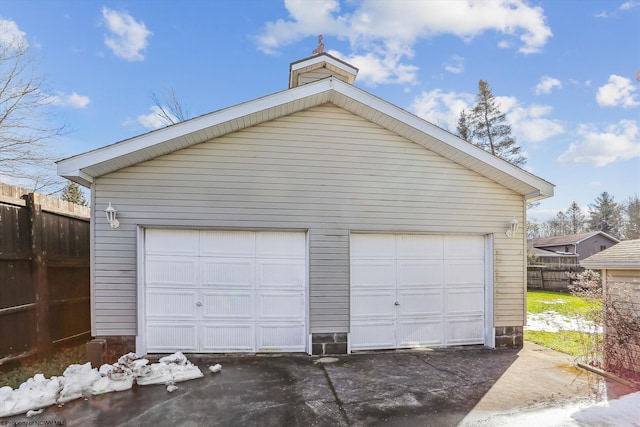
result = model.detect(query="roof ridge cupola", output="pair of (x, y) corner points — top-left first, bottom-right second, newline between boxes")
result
(288, 36), (358, 89)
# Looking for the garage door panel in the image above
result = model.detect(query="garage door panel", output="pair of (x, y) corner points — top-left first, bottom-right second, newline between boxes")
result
(444, 235), (484, 258)
(146, 289), (197, 320)
(147, 322), (198, 352)
(351, 290), (395, 318)
(398, 290), (443, 317)
(146, 229), (199, 256)
(398, 261), (443, 287)
(350, 320), (395, 350)
(446, 288), (484, 315)
(350, 233), (486, 350)
(145, 229), (307, 353)
(200, 323), (254, 352)
(257, 260), (305, 289)
(397, 235), (443, 259)
(146, 256), (198, 287)
(201, 258), (254, 288)
(200, 230), (255, 257)
(446, 317), (484, 345)
(445, 260), (484, 285)
(257, 232), (306, 258)
(351, 234), (396, 259)
(257, 291), (305, 319)
(201, 291), (253, 319)
(257, 323), (306, 351)
(397, 319), (444, 347)
(351, 261), (395, 288)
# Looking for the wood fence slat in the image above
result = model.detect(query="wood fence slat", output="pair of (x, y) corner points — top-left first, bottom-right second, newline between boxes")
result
(0, 184), (90, 365)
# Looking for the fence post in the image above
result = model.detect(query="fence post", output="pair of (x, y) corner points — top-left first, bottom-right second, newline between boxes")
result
(25, 193), (51, 360)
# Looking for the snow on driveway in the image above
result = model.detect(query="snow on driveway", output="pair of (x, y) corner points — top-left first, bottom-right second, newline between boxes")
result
(0, 351), (212, 418)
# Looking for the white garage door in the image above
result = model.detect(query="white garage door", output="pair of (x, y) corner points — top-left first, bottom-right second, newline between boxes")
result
(144, 230), (306, 353)
(350, 234), (485, 350)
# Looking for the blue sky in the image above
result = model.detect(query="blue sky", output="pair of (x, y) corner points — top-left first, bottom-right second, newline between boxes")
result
(1, 0), (639, 222)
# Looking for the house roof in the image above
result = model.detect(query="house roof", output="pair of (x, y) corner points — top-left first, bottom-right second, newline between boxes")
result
(529, 231), (620, 248)
(531, 247), (578, 258)
(57, 72), (554, 201)
(580, 239), (640, 270)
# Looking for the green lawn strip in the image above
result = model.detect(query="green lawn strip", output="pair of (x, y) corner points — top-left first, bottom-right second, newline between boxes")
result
(526, 290), (603, 356)
(524, 330), (601, 357)
(527, 290), (601, 318)
(0, 344), (87, 390)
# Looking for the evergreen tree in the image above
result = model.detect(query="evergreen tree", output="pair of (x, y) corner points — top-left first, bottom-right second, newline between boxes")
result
(468, 80), (525, 166)
(623, 194), (640, 239)
(456, 109), (471, 142)
(61, 181), (88, 206)
(565, 201), (587, 234)
(588, 192), (622, 237)
(548, 211), (570, 236)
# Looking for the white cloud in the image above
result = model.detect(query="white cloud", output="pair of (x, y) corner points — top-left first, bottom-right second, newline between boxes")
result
(596, 75), (639, 108)
(443, 55), (464, 74)
(410, 89), (474, 131)
(0, 19), (28, 49)
(256, 0), (552, 85)
(101, 8), (152, 61)
(410, 89), (564, 143)
(535, 76), (562, 95)
(505, 101), (565, 143)
(557, 120), (640, 167)
(137, 106), (177, 130)
(327, 49), (418, 86)
(50, 92), (91, 109)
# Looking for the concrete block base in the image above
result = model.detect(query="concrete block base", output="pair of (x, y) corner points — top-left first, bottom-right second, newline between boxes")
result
(494, 326), (524, 348)
(311, 333), (348, 355)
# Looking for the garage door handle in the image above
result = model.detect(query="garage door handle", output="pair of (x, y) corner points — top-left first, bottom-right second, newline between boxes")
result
(394, 301), (400, 306)
(196, 302), (203, 307)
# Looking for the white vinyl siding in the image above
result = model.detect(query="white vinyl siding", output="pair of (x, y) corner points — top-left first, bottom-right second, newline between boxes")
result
(92, 104), (525, 336)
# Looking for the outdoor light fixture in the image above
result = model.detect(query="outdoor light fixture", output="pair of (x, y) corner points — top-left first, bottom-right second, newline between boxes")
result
(505, 217), (518, 238)
(105, 202), (120, 229)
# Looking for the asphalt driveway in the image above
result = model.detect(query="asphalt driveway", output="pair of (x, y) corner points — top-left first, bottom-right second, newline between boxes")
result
(4, 342), (637, 426)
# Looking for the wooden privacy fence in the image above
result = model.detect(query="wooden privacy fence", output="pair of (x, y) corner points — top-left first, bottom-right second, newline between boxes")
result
(0, 184), (90, 366)
(527, 265), (584, 292)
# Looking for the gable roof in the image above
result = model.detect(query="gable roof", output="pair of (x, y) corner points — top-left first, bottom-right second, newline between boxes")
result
(529, 231), (620, 248)
(57, 76), (554, 201)
(581, 239), (640, 270)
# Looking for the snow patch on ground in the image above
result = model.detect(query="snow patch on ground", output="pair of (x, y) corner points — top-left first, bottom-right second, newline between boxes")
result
(463, 391), (640, 426)
(526, 311), (603, 334)
(0, 351), (204, 418)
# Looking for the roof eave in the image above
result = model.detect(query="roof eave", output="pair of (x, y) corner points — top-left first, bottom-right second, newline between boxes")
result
(57, 77), (554, 198)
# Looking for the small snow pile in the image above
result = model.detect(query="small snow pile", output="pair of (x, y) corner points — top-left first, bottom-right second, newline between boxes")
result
(0, 351), (203, 418)
(208, 364), (222, 373)
(526, 311), (603, 334)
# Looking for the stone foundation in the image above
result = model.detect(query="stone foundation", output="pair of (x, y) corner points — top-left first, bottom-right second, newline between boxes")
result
(311, 333), (348, 355)
(86, 335), (136, 365)
(494, 326), (523, 348)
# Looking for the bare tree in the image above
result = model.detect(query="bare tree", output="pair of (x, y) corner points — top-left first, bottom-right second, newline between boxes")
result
(150, 88), (189, 126)
(0, 22), (65, 192)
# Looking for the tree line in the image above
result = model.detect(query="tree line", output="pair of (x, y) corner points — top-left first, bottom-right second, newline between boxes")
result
(528, 192), (640, 241)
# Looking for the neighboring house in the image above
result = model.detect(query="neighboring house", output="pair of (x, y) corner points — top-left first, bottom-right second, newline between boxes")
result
(57, 53), (553, 358)
(529, 231), (620, 263)
(581, 239), (640, 377)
